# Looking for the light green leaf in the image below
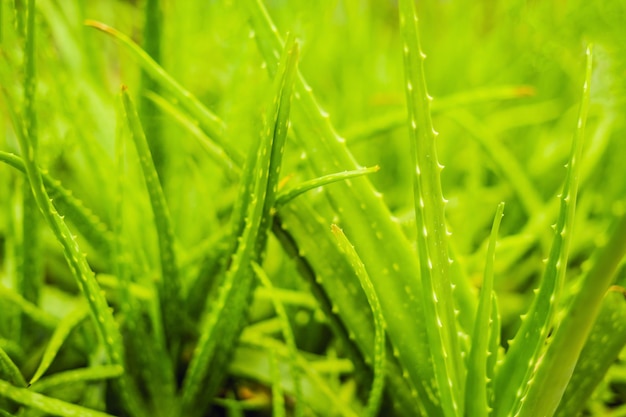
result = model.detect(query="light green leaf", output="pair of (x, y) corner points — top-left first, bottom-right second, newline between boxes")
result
(399, 0), (463, 414)
(331, 225), (386, 417)
(120, 86), (183, 356)
(252, 262), (303, 417)
(30, 365), (124, 394)
(0, 379), (116, 417)
(465, 202), (504, 417)
(180, 36), (299, 417)
(85, 20), (241, 166)
(29, 303), (90, 385)
(275, 166), (380, 208)
(494, 45), (593, 417)
(0, 345), (26, 388)
(555, 286), (626, 417)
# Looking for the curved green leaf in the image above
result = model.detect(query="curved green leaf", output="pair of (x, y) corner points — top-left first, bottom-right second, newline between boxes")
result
(331, 225), (386, 417)
(465, 202), (504, 417)
(493, 45), (593, 417)
(0, 379), (116, 417)
(252, 262), (303, 417)
(29, 303), (89, 385)
(399, 0), (463, 414)
(121, 86), (183, 355)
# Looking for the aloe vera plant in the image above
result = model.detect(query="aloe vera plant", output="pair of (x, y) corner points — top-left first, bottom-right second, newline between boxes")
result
(1, 1), (625, 416)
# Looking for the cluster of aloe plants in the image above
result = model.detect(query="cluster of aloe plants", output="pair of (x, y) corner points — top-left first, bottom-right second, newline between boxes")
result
(1, 0), (626, 416)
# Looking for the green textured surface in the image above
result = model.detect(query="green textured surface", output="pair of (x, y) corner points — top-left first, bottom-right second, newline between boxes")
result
(1, 1), (625, 416)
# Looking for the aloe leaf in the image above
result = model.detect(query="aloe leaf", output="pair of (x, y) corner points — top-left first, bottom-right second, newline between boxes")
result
(0, 284), (57, 330)
(555, 286), (626, 417)
(84, 20), (241, 167)
(275, 202), (421, 416)
(492, 114), (614, 275)
(493, 45), (593, 417)
(517, 210), (626, 417)
(252, 262), (303, 417)
(245, 2), (450, 414)
(331, 225), (386, 417)
(30, 365), (124, 394)
(487, 295), (502, 405)
(399, 0), (464, 414)
(114, 95), (177, 416)
(271, 207), (381, 407)
(1, 43), (145, 417)
(0, 151), (115, 259)
(0, 346), (27, 388)
(465, 202), (504, 417)
(274, 166), (379, 208)
(270, 348), (287, 417)
(83, 21), (412, 414)
(0, 379), (116, 417)
(29, 303), (89, 385)
(256, 34), (300, 259)
(179, 128), (260, 414)
(120, 86), (184, 358)
(184, 234), (232, 319)
(19, 0), (42, 341)
(180, 37), (299, 416)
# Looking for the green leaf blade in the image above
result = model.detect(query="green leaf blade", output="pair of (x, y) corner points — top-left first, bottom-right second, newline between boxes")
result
(29, 304), (89, 385)
(180, 38), (298, 416)
(399, 0), (463, 415)
(0, 379), (116, 417)
(331, 225), (386, 417)
(493, 45), (594, 417)
(120, 86), (184, 357)
(465, 203), (504, 417)
(245, 2), (445, 414)
(85, 20), (240, 166)
(275, 166), (380, 208)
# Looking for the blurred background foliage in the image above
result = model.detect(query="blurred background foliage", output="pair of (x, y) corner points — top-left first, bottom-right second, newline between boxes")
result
(1, 0), (626, 415)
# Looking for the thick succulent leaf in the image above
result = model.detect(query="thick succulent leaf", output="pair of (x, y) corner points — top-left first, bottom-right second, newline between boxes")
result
(517, 210), (626, 416)
(0, 379), (116, 417)
(121, 87), (184, 357)
(275, 203), (420, 416)
(555, 286), (626, 417)
(29, 303), (89, 385)
(0, 346), (26, 388)
(29, 365), (124, 394)
(0, 42), (146, 417)
(465, 203), (504, 417)
(332, 225), (386, 417)
(399, 0), (463, 414)
(245, 1), (454, 414)
(180, 38), (298, 416)
(275, 166), (379, 208)
(494, 45), (593, 417)
(115, 95), (177, 416)
(0, 152), (114, 260)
